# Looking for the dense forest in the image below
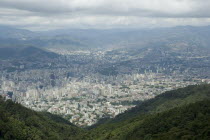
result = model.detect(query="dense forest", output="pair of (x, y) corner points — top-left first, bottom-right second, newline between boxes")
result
(0, 96), (83, 140)
(0, 84), (210, 140)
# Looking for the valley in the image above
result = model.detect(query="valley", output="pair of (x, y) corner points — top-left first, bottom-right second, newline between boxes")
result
(1, 26), (210, 127)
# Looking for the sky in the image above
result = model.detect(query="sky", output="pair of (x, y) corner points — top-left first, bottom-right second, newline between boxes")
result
(0, 0), (210, 31)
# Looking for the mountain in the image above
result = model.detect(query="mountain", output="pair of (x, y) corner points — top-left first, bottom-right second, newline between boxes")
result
(125, 100), (210, 140)
(81, 84), (210, 140)
(0, 96), (84, 140)
(0, 46), (58, 60)
(1, 25), (210, 51)
(0, 46), (59, 72)
(86, 100), (210, 140)
(0, 84), (210, 140)
(36, 26), (210, 50)
(0, 25), (89, 49)
(111, 84), (210, 122)
(0, 25), (36, 39)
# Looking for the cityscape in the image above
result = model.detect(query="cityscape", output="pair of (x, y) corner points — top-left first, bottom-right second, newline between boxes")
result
(1, 46), (210, 127)
(0, 0), (210, 139)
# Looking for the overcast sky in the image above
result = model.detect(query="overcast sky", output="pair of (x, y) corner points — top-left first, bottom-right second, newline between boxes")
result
(0, 0), (210, 30)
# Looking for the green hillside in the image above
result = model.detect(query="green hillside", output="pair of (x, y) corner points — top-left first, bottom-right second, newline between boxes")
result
(78, 84), (210, 139)
(84, 100), (210, 140)
(0, 97), (84, 140)
(126, 100), (210, 140)
(112, 84), (210, 122)
(0, 84), (210, 140)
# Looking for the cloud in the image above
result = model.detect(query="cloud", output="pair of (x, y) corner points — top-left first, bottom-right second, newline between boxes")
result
(0, 0), (209, 30)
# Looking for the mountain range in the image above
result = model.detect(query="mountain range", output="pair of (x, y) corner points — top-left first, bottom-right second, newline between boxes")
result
(1, 25), (210, 51)
(0, 46), (58, 60)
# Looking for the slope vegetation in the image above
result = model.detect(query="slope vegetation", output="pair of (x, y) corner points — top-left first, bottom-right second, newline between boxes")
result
(0, 84), (210, 140)
(0, 97), (83, 140)
(80, 84), (210, 139)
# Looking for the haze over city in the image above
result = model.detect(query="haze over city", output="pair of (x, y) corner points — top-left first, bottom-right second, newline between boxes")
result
(0, 1), (210, 140)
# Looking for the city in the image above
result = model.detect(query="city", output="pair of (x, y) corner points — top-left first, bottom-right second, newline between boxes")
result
(0, 1), (210, 139)
(1, 46), (210, 127)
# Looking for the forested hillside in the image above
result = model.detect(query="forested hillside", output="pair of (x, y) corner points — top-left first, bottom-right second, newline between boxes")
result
(112, 84), (210, 122)
(0, 96), (84, 140)
(83, 100), (210, 140)
(0, 84), (210, 140)
(78, 84), (210, 140)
